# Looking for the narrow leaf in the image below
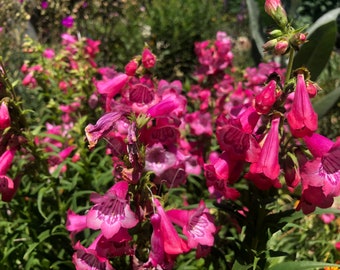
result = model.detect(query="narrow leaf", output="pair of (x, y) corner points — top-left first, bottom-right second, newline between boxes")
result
(293, 21), (337, 80)
(269, 261), (340, 270)
(313, 87), (340, 118)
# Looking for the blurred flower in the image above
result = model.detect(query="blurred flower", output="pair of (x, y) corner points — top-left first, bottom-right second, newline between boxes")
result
(0, 102), (11, 130)
(41, 1), (48, 9)
(72, 242), (114, 270)
(42, 48), (55, 59)
(142, 48), (156, 69)
(264, 0), (288, 29)
(61, 16), (74, 28)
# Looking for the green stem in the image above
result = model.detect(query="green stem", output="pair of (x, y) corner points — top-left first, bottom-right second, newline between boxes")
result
(284, 48), (295, 86)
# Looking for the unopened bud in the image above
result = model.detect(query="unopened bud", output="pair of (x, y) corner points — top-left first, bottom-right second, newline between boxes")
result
(263, 38), (278, 52)
(290, 33), (308, 50)
(269, 29), (283, 38)
(264, 0), (288, 29)
(306, 80), (321, 98)
(274, 40), (289, 55)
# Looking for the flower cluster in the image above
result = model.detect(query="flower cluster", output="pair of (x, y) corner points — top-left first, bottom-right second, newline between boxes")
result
(64, 2), (340, 267)
(20, 33), (100, 174)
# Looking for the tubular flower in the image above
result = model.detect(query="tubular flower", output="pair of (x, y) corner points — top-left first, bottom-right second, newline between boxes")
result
(153, 198), (190, 255)
(166, 200), (216, 249)
(297, 134), (340, 214)
(287, 73), (318, 137)
(254, 80), (279, 114)
(86, 181), (138, 239)
(72, 241), (114, 270)
(85, 111), (126, 149)
(0, 102), (10, 129)
(245, 117), (282, 190)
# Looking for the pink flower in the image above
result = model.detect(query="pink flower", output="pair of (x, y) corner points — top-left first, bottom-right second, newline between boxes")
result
(297, 134), (340, 214)
(41, 1), (48, 9)
(287, 73), (318, 137)
(147, 95), (181, 118)
(62, 16), (74, 28)
(245, 117), (282, 189)
(264, 0), (288, 28)
(254, 80), (279, 114)
(0, 175), (17, 202)
(42, 48), (55, 59)
(85, 38), (101, 58)
(204, 151), (242, 201)
(86, 181), (138, 239)
(153, 198), (190, 255)
(72, 241), (114, 270)
(124, 60), (138, 76)
(185, 111), (213, 136)
(142, 48), (156, 69)
(85, 111), (126, 149)
(94, 229), (134, 258)
(145, 143), (176, 176)
(216, 114), (260, 163)
(0, 102), (11, 129)
(166, 200), (216, 249)
(143, 214), (175, 269)
(0, 148), (16, 175)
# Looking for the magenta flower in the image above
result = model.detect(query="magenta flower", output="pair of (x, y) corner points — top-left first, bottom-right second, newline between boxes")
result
(72, 241), (114, 270)
(41, 1), (48, 9)
(146, 95), (180, 118)
(216, 115), (260, 163)
(42, 48), (55, 59)
(142, 48), (156, 69)
(124, 59), (138, 76)
(94, 229), (133, 258)
(0, 148), (16, 175)
(0, 176), (15, 202)
(85, 111), (126, 149)
(254, 80), (279, 114)
(62, 16), (74, 28)
(153, 198), (190, 255)
(166, 200), (216, 249)
(264, 0), (288, 28)
(297, 134), (340, 214)
(287, 73), (318, 137)
(86, 181), (138, 239)
(0, 102), (10, 130)
(144, 143), (176, 176)
(245, 117), (282, 189)
(143, 213), (174, 269)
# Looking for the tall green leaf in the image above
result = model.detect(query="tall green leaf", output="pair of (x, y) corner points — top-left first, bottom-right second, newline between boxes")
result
(313, 87), (340, 118)
(268, 261), (340, 270)
(293, 8), (340, 80)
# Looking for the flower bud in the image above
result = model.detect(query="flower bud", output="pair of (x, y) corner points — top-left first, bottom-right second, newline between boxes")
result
(264, 0), (288, 29)
(290, 33), (308, 49)
(268, 29), (283, 37)
(125, 59), (138, 76)
(142, 48), (156, 69)
(263, 38), (278, 52)
(274, 40), (289, 55)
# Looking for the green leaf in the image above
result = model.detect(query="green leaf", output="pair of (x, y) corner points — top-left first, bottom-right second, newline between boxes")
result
(232, 260), (252, 270)
(37, 186), (49, 220)
(293, 20), (337, 80)
(268, 261), (340, 270)
(245, 0), (264, 60)
(313, 87), (340, 118)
